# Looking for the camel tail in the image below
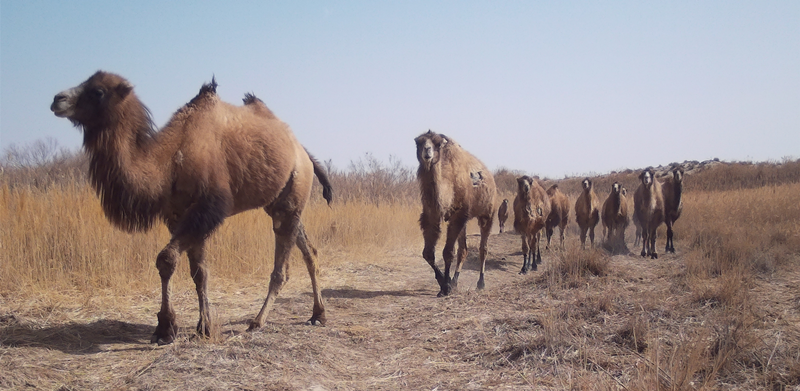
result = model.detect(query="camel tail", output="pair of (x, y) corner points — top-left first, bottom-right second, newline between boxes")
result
(307, 150), (333, 205)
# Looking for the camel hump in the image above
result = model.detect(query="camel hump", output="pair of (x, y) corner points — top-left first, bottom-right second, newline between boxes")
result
(242, 93), (277, 119)
(199, 76), (218, 96)
(181, 77), (219, 111)
(243, 93), (262, 105)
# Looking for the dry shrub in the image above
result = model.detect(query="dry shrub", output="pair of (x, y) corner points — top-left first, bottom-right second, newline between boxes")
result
(0, 138), (88, 190)
(494, 309), (574, 366)
(687, 158), (800, 192)
(613, 316), (649, 353)
(540, 247), (609, 289)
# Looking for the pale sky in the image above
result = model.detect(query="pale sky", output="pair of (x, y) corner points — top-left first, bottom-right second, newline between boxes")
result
(2, 1), (798, 178)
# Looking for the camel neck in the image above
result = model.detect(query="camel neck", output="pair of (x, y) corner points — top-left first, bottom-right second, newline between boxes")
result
(84, 108), (166, 232)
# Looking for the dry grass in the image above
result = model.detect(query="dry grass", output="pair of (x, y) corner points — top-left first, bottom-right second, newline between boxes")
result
(2, 150), (800, 390)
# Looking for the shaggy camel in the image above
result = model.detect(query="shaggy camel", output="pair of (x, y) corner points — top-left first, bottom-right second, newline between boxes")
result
(544, 184), (569, 249)
(662, 167), (684, 253)
(601, 182), (629, 252)
(633, 168), (665, 259)
(497, 199), (509, 233)
(415, 130), (496, 297)
(514, 176), (550, 274)
(574, 178), (600, 249)
(51, 71), (332, 345)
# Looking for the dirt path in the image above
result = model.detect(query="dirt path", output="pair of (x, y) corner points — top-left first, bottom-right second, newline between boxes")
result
(2, 232), (799, 390)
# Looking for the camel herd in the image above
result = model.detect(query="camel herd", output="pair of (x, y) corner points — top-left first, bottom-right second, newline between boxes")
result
(51, 72), (684, 344)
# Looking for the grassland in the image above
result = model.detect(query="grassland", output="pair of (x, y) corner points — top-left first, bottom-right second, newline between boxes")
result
(1, 148), (799, 390)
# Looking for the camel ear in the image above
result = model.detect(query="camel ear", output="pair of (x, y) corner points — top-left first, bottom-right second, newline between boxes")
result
(116, 81), (133, 98)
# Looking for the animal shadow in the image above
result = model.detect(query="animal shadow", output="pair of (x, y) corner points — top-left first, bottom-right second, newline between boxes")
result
(462, 250), (518, 273)
(1, 314), (153, 355)
(319, 288), (430, 299)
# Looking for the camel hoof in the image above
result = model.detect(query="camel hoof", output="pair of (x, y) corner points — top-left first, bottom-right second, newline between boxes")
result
(151, 333), (174, 345)
(641, 250), (647, 257)
(246, 321), (262, 332)
(197, 322), (211, 337)
(305, 314), (326, 326)
(519, 269), (528, 275)
(651, 253), (658, 259)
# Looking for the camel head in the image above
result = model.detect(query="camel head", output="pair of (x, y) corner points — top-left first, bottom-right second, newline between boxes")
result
(621, 187), (627, 197)
(517, 176), (533, 195)
(501, 199), (508, 206)
(582, 178), (593, 192)
(672, 167), (684, 183)
(51, 71), (135, 128)
(639, 169), (654, 187)
(415, 130), (447, 171)
(612, 182), (621, 195)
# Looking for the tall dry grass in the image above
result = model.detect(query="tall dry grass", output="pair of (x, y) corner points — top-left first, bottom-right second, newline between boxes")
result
(0, 143), (423, 298)
(0, 183), (422, 297)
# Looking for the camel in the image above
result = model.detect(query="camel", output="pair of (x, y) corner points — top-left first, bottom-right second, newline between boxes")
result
(544, 184), (569, 249)
(601, 182), (629, 252)
(497, 199), (509, 233)
(662, 167), (684, 253)
(633, 168), (665, 259)
(415, 130), (496, 297)
(51, 71), (332, 345)
(514, 176), (550, 274)
(574, 178), (600, 249)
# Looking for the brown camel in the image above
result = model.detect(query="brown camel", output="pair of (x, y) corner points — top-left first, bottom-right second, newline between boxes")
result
(544, 184), (569, 249)
(662, 167), (684, 253)
(574, 178), (600, 249)
(415, 130), (496, 297)
(601, 182), (629, 253)
(633, 168), (665, 259)
(514, 176), (550, 274)
(497, 199), (509, 233)
(51, 71), (332, 345)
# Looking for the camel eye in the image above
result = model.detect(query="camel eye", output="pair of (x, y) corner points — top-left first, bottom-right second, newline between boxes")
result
(91, 88), (105, 100)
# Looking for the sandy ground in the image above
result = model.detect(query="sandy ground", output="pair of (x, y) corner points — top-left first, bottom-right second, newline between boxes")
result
(2, 231), (799, 390)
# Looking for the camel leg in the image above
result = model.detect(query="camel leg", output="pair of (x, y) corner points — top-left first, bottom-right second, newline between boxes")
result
(559, 224), (566, 249)
(641, 229), (649, 257)
(151, 194), (229, 345)
(579, 227), (587, 249)
(649, 229), (659, 259)
(152, 240), (180, 345)
(295, 223), (326, 326)
(440, 213), (467, 297)
(420, 213), (445, 292)
(476, 216), (492, 290)
(519, 233), (531, 274)
(187, 243), (211, 338)
(545, 226), (553, 250)
(665, 221), (674, 253)
(532, 232), (542, 269)
(249, 212), (300, 331)
(589, 226), (596, 248)
(451, 227), (468, 291)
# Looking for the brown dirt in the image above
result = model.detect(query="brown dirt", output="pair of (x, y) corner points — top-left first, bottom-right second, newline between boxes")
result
(2, 232), (799, 390)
